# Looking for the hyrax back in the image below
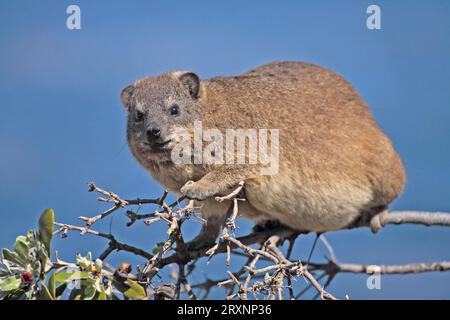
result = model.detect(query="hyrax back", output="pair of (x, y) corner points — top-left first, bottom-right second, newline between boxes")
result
(121, 61), (405, 236)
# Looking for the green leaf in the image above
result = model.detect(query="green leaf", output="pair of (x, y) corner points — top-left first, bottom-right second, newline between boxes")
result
(37, 246), (52, 274)
(38, 208), (54, 257)
(40, 283), (54, 300)
(54, 270), (90, 283)
(2, 248), (27, 268)
(0, 276), (21, 292)
(13, 236), (29, 263)
(94, 259), (103, 272)
(48, 272), (56, 298)
(76, 253), (93, 271)
(80, 279), (97, 300)
(0, 269), (10, 277)
(123, 279), (147, 300)
(97, 285), (108, 300)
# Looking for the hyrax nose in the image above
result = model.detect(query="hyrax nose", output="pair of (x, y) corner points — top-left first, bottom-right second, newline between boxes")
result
(147, 127), (161, 141)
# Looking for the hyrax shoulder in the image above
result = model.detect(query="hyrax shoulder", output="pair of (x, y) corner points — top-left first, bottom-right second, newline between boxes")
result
(121, 61), (405, 234)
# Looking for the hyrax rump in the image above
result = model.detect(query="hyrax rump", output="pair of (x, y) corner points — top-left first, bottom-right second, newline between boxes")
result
(121, 61), (405, 247)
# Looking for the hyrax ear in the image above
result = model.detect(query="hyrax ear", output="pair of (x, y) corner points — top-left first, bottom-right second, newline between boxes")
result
(120, 85), (135, 110)
(179, 72), (200, 99)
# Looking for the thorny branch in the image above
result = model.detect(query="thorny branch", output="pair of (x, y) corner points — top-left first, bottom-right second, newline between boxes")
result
(55, 182), (450, 300)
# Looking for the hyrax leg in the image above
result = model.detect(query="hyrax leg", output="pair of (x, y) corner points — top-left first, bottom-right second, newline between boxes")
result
(185, 198), (238, 250)
(182, 168), (250, 250)
(180, 167), (249, 201)
(185, 196), (264, 250)
(185, 209), (225, 250)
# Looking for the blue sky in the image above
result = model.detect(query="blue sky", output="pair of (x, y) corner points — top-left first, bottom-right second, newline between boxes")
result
(0, 0), (449, 299)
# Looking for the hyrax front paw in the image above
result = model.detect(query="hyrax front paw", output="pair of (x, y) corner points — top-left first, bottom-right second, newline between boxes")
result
(180, 180), (216, 201)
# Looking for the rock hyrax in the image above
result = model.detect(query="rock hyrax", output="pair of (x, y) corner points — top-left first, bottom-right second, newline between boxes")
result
(120, 61), (405, 247)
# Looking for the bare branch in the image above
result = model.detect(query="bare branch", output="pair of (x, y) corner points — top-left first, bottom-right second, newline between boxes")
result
(382, 211), (450, 228)
(310, 260), (450, 275)
(54, 222), (153, 260)
(54, 182), (450, 300)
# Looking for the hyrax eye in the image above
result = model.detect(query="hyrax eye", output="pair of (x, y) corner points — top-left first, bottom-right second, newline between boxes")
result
(170, 105), (179, 116)
(135, 110), (144, 122)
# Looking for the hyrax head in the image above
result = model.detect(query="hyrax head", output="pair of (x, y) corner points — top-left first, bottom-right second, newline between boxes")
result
(120, 71), (201, 162)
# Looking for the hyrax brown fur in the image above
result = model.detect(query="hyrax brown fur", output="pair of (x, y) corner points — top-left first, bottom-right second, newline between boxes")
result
(121, 61), (405, 248)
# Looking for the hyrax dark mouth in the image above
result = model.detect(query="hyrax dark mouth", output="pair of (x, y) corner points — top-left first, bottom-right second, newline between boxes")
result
(151, 139), (172, 150)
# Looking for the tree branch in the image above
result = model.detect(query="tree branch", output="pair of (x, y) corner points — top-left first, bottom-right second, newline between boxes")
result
(54, 182), (450, 300)
(381, 211), (450, 228)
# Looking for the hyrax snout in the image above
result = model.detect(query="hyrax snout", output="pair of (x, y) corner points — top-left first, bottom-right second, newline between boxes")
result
(121, 61), (405, 247)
